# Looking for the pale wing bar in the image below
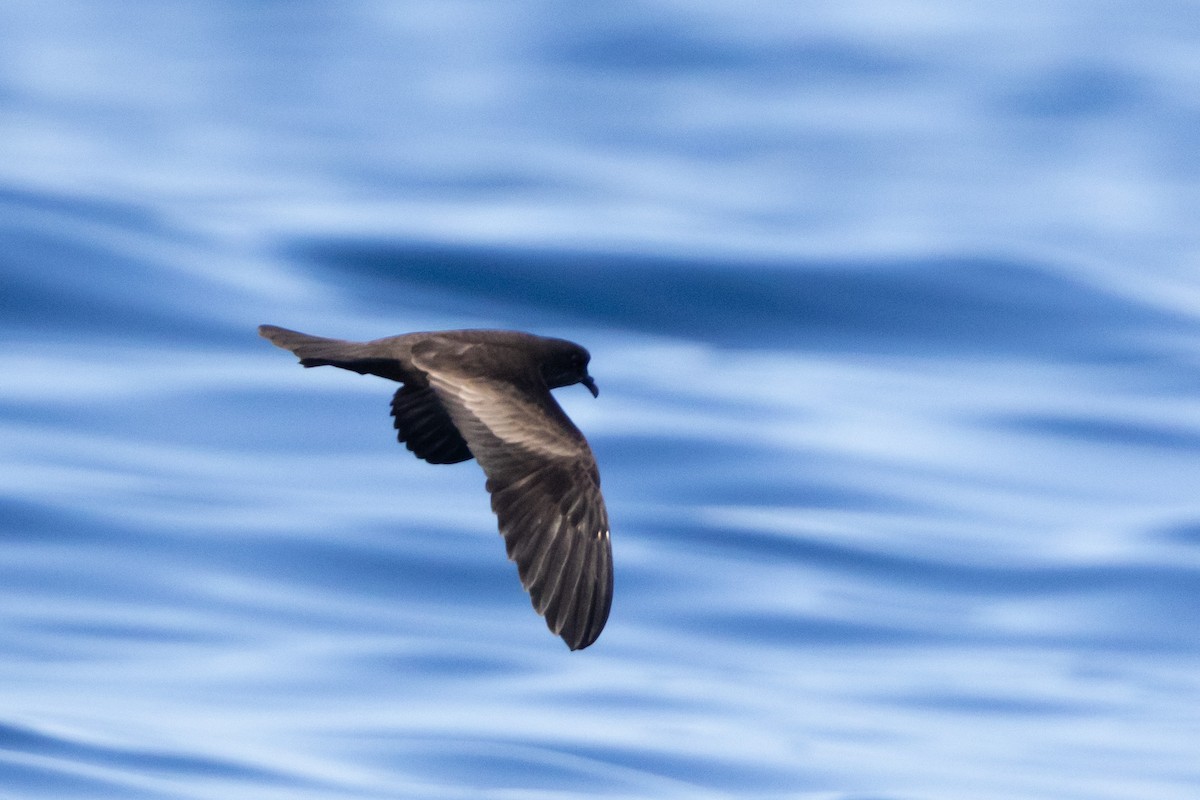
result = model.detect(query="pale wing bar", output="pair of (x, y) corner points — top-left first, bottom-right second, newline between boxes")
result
(418, 352), (613, 651)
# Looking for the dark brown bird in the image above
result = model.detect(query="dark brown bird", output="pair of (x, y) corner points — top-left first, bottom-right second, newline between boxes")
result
(258, 324), (612, 650)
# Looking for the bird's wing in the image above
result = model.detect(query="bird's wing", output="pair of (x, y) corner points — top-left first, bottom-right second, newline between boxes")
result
(390, 384), (473, 465)
(260, 325), (472, 464)
(412, 339), (612, 650)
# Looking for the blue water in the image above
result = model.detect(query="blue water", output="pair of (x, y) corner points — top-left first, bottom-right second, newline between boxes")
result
(3, 3), (1200, 798)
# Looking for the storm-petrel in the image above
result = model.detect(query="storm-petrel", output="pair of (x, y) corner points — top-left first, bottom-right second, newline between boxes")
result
(258, 324), (612, 650)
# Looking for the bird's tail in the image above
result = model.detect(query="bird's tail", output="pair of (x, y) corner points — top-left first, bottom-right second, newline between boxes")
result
(258, 325), (408, 380)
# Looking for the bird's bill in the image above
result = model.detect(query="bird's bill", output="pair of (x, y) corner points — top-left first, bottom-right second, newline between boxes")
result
(582, 375), (599, 397)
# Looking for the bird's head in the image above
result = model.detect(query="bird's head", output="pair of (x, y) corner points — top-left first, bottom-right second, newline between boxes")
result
(541, 340), (599, 397)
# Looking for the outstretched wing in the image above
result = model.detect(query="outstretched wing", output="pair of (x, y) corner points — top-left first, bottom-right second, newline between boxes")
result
(412, 339), (612, 650)
(390, 384), (473, 464)
(259, 325), (472, 465)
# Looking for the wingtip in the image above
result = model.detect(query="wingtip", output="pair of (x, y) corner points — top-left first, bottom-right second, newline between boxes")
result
(563, 632), (589, 651)
(560, 620), (603, 651)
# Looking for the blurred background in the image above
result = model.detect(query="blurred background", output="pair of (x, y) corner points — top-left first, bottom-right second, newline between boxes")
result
(2, 1), (1199, 798)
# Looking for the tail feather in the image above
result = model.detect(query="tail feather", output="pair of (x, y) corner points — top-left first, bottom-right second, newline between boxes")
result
(258, 325), (409, 381)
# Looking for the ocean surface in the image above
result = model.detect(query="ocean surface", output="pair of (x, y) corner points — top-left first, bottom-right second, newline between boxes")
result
(3, 2), (1200, 798)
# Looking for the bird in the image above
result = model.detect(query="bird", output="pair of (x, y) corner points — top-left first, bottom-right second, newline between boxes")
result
(258, 324), (612, 650)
